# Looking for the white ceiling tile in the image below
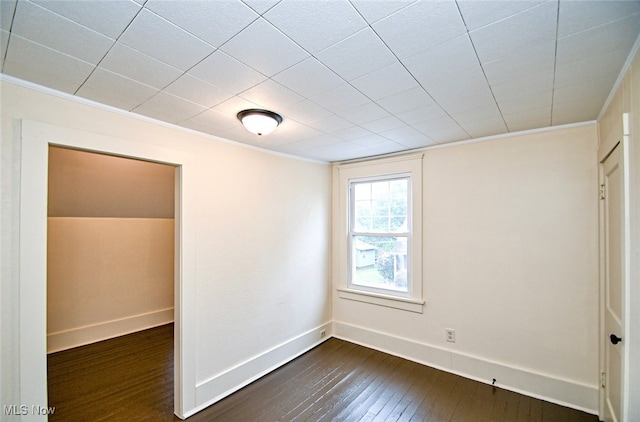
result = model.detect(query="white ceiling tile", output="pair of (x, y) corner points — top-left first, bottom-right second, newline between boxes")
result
(268, 119), (323, 144)
(306, 142), (365, 162)
(497, 91), (552, 115)
(452, 105), (508, 137)
(457, 1), (546, 31)
(491, 70), (554, 102)
(558, 1), (640, 39)
(402, 35), (478, 83)
(277, 134), (343, 153)
(396, 103), (449, 126)
(380, 125), (433, 148)
(164, 74), (234, 108)
(309, 84), (370, 113)
(99, 42), (182, 89)
(469, 1), (557, 63)
(1, 0), (17, 31)
(1, 30), (9, 66)
(31, 0), (141, 39)
(305, 114), (354, 133)
(315, 28), (397, 81)
(239, 79), (304, 110)
(503, 106), (551, 131)
(332, 125), (374, 141)
(402, 34), (478, 78)
(182, 108), (238, 135)
(133, 91), (208, 124)
(189, 50), (267, 94)
(451, 103), (504, 125)
(351, 62), (419, 100)
(421, 65), (490, 105)
(372, 0), (466, 58)
(350, 0), (417, 25)
(241, 0), (280, 15)
(351, 134), (392, 147)
(554, 50), (623, 91)
(462, 117), (509, 139)
(211, 96), (261, 119)
(3, 35), (94, 94)
(11, 1), (114, 64)
(146, 0), (257, 48)
(338, 102), (391, 125)
(413, 115), (469, 142)
(377, 87), (436, 115)
(482, 41), (555, 86)
(119, 9), (213, 71)
(556, 16), (640, 67)
(220, 18), (309, 76)
(436, 89), (497, 114)
(361, 115), (407, 133)
(355, 140), (406, 156)
(272, 57), (344, 98)
(264, 0), (367, 54)
(76, 68), (158, 111)
(277, 99), (334, 125)
(552, 96), (603, 125)
(553, 83), (610, 107)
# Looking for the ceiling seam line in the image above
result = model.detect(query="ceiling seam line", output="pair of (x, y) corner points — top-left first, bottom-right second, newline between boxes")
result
(1, 0), (19, 68)
(72, 2), (148, 97)
(550, 0), (561, 126)
(350, 9), (470, 141)
(454, 1), (510, 132)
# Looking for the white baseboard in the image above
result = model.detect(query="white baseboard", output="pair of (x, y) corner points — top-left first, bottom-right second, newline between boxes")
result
(333, 321), (599, 415)
(188, 322), (332, 419)
(47, 308), (174, 353)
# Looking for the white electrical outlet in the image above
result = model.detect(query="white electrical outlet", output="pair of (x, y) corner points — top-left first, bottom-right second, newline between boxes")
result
(320, 330), (326, 338)
(446, 328), (456, 343)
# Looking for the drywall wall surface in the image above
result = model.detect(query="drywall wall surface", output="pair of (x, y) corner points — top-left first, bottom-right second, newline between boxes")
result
(1, 80), (331, 416)
(332, 124), (599, 412)
(47, 217), (175, 352)
(48, 146), (175, 218)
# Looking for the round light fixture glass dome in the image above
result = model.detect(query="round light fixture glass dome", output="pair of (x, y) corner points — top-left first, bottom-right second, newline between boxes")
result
(237, 109), (283, 136)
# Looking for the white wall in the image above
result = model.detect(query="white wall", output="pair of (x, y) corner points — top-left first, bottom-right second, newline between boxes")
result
(47, 217), (175, 353)
(0, 79), (331, 418)
(332, 125), (600, 413)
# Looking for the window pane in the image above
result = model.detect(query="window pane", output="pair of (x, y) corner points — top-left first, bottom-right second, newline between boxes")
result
(352, 235), (409, 292)
(352, 178), (407, 233)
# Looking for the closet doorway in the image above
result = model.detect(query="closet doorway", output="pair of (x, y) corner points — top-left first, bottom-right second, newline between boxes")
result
(46, 146), (177, 417)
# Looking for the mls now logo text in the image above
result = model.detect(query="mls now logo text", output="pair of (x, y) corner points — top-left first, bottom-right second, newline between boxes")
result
(4, 405), (56, 416)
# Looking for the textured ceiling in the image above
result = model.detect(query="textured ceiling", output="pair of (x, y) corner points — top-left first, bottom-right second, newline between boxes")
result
(1, 0), (639, 162)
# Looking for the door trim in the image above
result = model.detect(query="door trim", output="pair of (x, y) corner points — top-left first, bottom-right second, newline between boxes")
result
(598, 113), (631, 421)
(18, 119), (197, 419)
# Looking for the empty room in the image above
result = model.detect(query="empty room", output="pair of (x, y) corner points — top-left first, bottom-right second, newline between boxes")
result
(1, 1), (638, 421)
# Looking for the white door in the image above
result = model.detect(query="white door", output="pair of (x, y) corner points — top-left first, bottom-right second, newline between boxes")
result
(602, 143), (624, 422)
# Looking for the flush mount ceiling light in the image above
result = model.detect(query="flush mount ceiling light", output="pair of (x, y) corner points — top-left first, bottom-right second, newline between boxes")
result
(237, 109), (283, 136)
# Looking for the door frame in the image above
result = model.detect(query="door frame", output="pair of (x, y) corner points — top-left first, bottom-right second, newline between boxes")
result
(18, 119), (197, 419)
(598, 113), (631, 422)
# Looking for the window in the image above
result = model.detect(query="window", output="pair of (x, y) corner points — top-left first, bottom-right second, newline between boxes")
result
(349, 176), (410, 293)
(335, 154), (423, 313)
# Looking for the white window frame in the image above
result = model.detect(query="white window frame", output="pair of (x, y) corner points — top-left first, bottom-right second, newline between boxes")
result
(336, 154), (424, 313)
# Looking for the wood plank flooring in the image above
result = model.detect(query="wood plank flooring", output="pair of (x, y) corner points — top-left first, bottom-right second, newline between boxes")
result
(47, 324), (599, 421)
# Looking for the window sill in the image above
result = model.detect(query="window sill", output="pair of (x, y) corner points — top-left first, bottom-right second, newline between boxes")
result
(337, 288), (424, 313)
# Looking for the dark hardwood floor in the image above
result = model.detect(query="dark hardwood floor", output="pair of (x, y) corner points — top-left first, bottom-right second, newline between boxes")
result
(48, 324), (599, 421)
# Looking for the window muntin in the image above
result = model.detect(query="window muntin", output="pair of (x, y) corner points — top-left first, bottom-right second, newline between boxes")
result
(349, 176), (411, 295)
